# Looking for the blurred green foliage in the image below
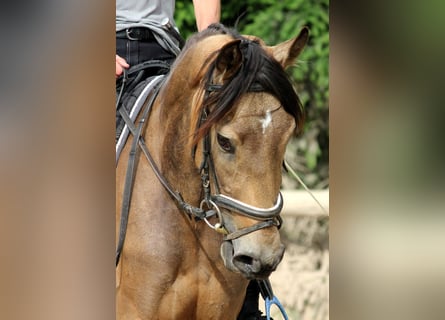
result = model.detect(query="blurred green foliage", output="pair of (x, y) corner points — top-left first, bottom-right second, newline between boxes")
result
(175, 0), (329, 189)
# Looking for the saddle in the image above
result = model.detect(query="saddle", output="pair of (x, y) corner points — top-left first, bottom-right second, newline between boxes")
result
(115, 60), (171, 163)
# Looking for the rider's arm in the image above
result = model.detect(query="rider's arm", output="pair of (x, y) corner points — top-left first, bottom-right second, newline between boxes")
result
(192, 0), (221, 32)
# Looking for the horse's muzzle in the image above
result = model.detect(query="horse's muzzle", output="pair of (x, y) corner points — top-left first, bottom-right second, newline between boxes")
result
(220, 241), (285, 279)
(232, 244), (285, 279)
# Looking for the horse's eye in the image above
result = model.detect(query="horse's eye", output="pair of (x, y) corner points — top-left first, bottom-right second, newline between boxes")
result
(217, 134), (234, 153)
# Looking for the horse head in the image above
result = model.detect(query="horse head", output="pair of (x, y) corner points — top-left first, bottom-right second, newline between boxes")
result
(172, 24), (309, 279)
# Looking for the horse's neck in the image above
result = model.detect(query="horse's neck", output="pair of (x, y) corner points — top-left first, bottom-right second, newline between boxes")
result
(147, 82), (202, 205)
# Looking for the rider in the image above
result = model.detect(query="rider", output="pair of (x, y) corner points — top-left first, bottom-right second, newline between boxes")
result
(116, 1), (268, 319)
(116, 0), (220, 78)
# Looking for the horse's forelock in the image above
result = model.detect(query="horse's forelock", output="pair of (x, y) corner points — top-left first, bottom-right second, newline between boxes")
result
(186, 27), (304, 150)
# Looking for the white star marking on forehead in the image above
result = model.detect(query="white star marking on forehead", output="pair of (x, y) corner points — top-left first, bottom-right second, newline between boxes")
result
(259, 110), (272, 134)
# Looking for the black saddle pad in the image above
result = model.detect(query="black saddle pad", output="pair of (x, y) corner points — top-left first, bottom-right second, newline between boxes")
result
(115, 60), (171, 163)
(116, 60), (170, 140)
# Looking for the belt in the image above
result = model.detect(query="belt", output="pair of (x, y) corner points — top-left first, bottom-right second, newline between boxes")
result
(116, 28), (155, 41)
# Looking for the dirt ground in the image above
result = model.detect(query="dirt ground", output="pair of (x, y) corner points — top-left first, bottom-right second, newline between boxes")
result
(259, 215), (329, 320)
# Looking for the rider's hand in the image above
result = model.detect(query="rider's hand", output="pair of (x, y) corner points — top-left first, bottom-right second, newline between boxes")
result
(116, 55), (129, 79)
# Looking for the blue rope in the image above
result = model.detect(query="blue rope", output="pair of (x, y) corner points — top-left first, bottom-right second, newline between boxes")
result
(265, 295), (289, 320)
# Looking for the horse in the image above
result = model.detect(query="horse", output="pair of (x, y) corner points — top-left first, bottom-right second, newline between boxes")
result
(116, 23), (308, 319)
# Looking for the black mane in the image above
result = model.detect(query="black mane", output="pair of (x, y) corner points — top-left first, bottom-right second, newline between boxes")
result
(190, 24), (304, 143)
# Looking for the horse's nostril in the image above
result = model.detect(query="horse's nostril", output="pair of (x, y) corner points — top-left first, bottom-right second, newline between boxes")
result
(234, 255), (254, 266)
(233, 254), (262, 274)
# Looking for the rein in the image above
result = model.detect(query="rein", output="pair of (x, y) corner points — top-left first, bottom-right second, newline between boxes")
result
(116, 76), (212, 266)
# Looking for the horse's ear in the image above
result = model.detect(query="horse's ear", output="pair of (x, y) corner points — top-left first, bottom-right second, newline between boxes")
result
(271, 27), (309, 69)
(215, 39), (243, 81)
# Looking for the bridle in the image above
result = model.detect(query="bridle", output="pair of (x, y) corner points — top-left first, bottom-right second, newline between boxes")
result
(116, 66), (285, 266)
(195, 83), (284, 240)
